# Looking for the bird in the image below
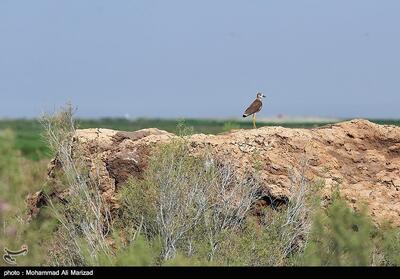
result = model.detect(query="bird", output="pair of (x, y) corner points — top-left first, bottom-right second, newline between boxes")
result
(242, 92), (266, 129)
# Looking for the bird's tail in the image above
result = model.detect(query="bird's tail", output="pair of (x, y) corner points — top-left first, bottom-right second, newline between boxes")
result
(242, 114), (248, 118)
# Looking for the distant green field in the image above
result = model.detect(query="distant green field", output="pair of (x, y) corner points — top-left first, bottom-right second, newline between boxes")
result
(0, 118), (399, 161)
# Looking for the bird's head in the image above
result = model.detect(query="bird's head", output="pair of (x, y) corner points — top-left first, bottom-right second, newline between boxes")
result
(256, 92), (266, 99)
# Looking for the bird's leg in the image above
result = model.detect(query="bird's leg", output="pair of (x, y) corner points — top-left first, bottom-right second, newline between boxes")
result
(253, 113), (257, 129)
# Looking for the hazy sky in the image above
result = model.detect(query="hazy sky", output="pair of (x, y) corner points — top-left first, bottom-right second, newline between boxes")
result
(1, 0), (399, 119)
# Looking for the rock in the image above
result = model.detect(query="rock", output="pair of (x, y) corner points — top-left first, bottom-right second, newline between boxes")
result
(28, 119), (400, 227)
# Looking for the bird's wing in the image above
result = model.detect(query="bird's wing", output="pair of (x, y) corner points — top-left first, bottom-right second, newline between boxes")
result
(243, 99), (262, 116)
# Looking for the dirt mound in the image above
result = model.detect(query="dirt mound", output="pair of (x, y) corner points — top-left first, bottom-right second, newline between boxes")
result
(27, 120), (400, 226)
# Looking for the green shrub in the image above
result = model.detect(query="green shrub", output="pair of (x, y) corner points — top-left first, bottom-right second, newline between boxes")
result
(302, 193), (375, 266)
(378, 226), (400, 266)
(119, 138), (262, 262)
(210, 177), (322, 266)
(76, 234), (160, 266)
(119, 148), (328, 266)
(211, 214), (285, 266)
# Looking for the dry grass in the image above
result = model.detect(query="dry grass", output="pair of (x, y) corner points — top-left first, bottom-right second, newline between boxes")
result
(40, 104), (112, 266)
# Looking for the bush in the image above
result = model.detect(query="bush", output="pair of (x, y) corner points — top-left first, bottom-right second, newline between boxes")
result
(119, 143), (324, 266)
(41, 104), (113, 266)
(302, 191), (375, 266)
(381, 228), (400, 266)
(209, 166), (322, 266)
(120, 138), (262, 262)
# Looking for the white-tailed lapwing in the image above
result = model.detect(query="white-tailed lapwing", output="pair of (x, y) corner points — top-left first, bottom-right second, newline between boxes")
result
(242, 92), (266, 129)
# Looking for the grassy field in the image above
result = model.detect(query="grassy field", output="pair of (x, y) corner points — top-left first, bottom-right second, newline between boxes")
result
(1, 118), (399, 161)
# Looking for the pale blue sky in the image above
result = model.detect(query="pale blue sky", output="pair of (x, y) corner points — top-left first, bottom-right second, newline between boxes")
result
(0, 0), (399, 119)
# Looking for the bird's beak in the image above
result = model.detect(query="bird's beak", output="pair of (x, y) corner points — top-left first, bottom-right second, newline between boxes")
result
(262, 94), (266, 98)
